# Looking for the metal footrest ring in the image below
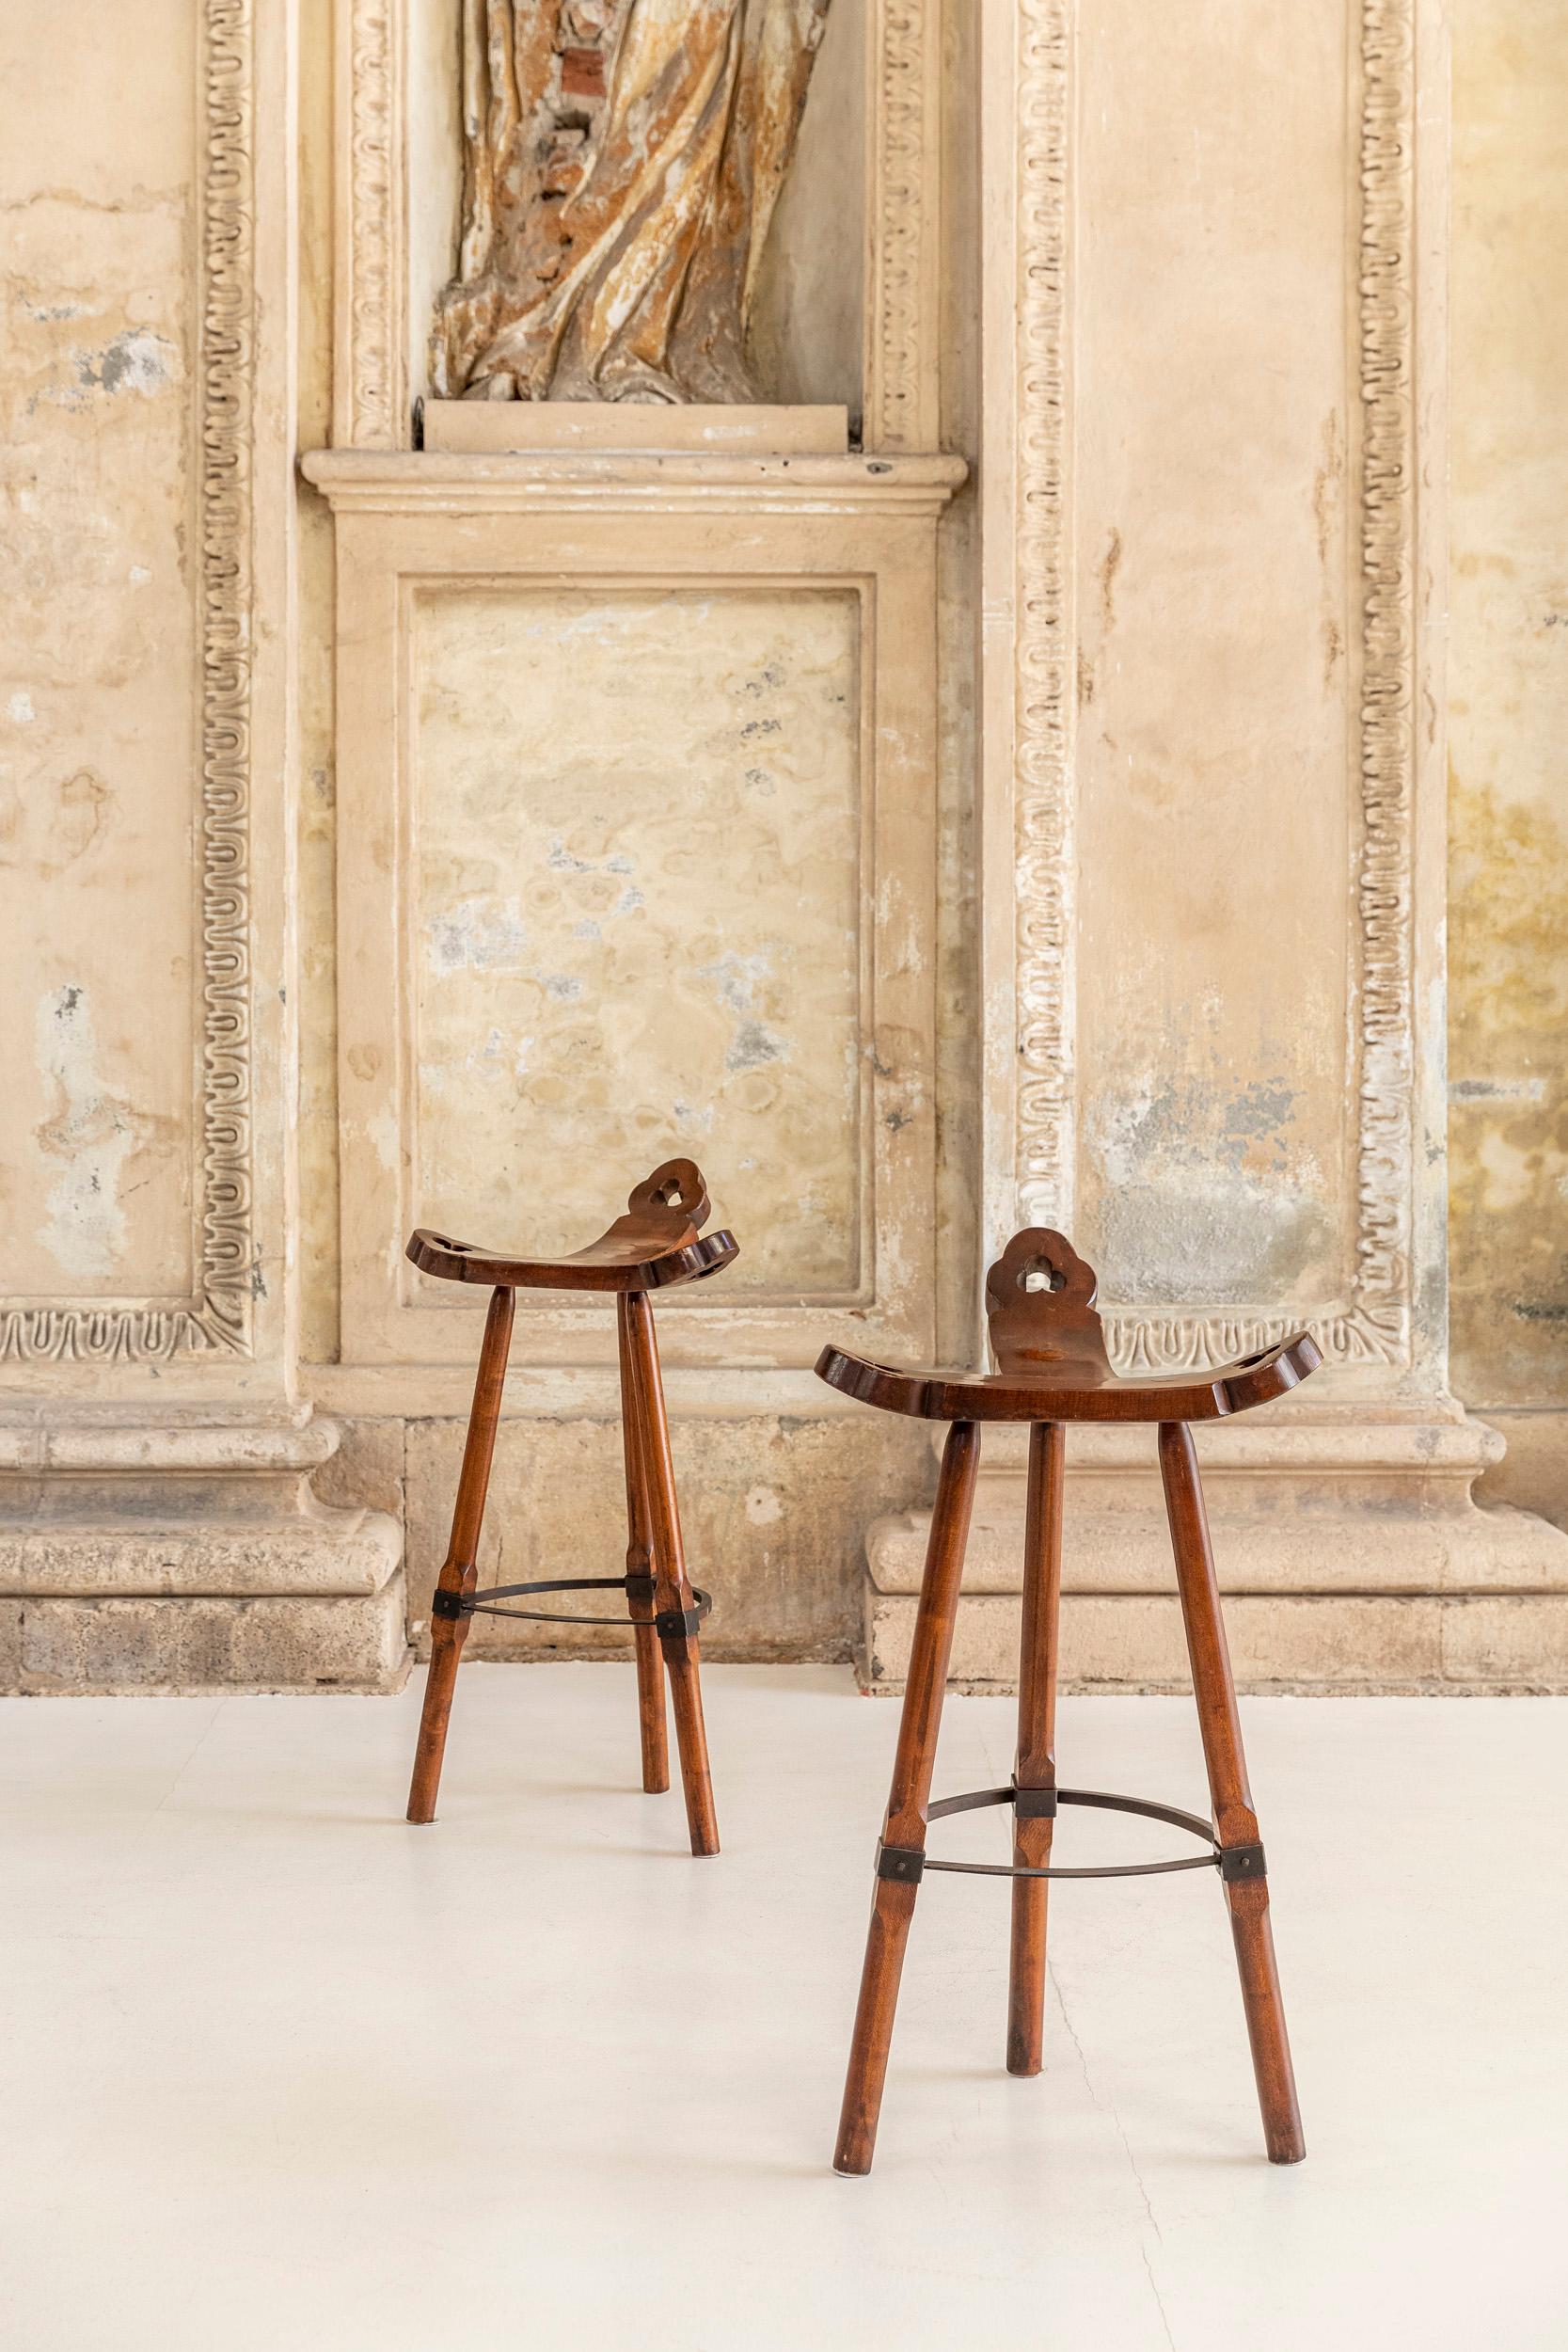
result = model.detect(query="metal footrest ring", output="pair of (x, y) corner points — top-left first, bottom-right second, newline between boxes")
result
(431, 1577), (714, 1631)
(876, 1785), (1265, 1885)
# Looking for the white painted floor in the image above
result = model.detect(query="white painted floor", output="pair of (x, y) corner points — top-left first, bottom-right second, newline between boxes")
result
(2, 1668), (1565, 2350)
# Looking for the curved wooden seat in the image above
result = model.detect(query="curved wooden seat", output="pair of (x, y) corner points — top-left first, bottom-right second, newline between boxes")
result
(816, 1228), (1321, 1421)
(407, 1158), (738, 1294)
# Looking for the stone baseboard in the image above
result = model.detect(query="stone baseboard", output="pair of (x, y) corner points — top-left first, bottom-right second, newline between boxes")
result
(0, 1586), (408, 1696)
(863, 1589), (1568, 1694)
(0, 1413), (407, 1694)
(861, 1409), (1568, 1693)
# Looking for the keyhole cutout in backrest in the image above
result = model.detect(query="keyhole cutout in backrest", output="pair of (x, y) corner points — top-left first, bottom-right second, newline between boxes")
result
(985, 1227), (1113, 1382)
(628, 1157), (710, 1233)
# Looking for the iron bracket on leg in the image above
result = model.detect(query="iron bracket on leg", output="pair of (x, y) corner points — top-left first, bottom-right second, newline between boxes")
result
(877, 1841), (926, 1885)
(1218, 1840), (1267, 1883)
(655, 1591), (713, 1643)
(1012, 1780), (1059, 1820)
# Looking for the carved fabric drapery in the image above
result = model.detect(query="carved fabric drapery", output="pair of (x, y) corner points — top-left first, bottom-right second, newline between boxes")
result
(432, 0), (831, 404)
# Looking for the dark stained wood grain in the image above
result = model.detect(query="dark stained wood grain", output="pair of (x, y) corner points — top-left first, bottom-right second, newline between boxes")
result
(834, 1421), (980, 2176)
(624, 1285), (720, 1857)
(406, 1282), (515, 1824)
(816, 1227), (1321, 1421)
(618, 1292), (669, 1796)
(1159, 1421), (1305, 2163)
(1007, 1419), (1065, 2077)
(816, 1332), (1321, 1422)
(407, 1156), (736, 1293)
(987, 1229), (1113, 1382)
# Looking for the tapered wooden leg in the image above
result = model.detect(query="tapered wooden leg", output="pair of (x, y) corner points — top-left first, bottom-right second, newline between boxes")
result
(835, 1421), (981, 2176)
(623, 1289), (719, 1856)
(406, 1286), (515, 1824)
(617, 1295), (669, 1795)
(1159, 1421), (1305, 2164)
(1007, 1420), (1065, 2076)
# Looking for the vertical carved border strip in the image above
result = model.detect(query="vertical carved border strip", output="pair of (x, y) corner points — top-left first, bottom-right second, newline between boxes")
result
(0, 0), (257, 1367)
(1013, 0), (1073, 1233)
(864, 0), (940, 452)
(196, 0), (258, 1356)
(1005, 0), (1418, 1375)
(1343, 0), (1417, 1365)
(334, 0), (402, 447)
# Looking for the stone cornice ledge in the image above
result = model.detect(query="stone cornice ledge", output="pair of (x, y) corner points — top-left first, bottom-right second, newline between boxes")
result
(300, 448), (968, 518)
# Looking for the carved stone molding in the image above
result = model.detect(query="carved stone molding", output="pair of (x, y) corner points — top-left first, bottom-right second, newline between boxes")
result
(864, 0), (941, 452)
(0, 0), (257, 1368)
(1011, 1), (1074, 1238)
(304, 448), (961, 1373)
(333, 0), (400, 448)
(1010, 0), (1418, 1375)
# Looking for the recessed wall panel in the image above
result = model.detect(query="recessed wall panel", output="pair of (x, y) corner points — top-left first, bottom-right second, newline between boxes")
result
(409, 586), (863, 1295)
(1074, 0), (1354, 1312)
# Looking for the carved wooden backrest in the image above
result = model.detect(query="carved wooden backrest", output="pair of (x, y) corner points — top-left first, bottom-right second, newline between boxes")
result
(626, 1158), (711, 1241)
(984, 1229), (1114, 1385)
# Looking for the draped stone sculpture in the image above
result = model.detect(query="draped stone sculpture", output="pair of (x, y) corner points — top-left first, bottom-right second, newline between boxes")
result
(432, 0), (832, 405)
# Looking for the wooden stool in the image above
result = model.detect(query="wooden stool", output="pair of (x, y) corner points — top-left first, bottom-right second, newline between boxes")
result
(404, 1159), (736, 1855)
(819, 1227), (1322, 2173)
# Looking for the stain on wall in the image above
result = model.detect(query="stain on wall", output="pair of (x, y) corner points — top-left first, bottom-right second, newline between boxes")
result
(1449, 0), (1568, 1483)
(1449, 774), (1568, 1390)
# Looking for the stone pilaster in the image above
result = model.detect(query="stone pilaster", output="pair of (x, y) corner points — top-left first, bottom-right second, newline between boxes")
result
(861, 0), (1568, 1691)
(0, 0), (408, 1691)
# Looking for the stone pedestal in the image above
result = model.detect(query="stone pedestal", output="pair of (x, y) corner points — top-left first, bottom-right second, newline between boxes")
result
(863, 1411), (1568, 1693)
(0, 1414), (405, 1693)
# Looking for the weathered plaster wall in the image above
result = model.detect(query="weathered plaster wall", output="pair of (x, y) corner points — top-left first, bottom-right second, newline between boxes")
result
(298, 0), (341, 1366)
(298, 0), (1563, 1672)
(11, 0), (1561, 1689)
(1449, 0), (1568, 1528)
(0, 8), (198, 1309)
(410, 586), (863, 1289)
(1073, 0), (1352, 1318)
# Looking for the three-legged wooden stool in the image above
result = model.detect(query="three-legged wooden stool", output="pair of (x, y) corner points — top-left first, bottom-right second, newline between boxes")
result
(404, 1159), (736, 1855)
(819, 1227), (1322, 2173)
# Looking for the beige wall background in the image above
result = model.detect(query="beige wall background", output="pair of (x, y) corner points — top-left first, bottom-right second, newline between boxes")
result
(2, 0), (1564, 1692)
